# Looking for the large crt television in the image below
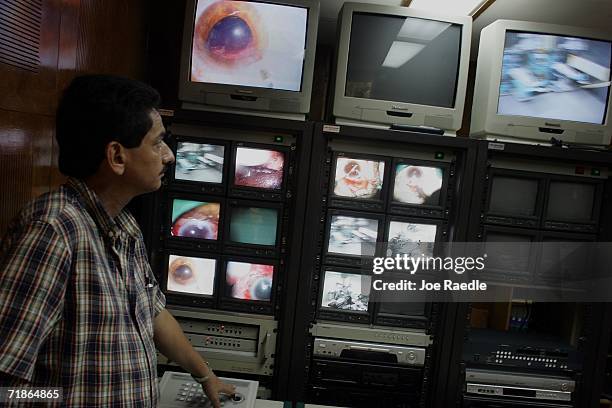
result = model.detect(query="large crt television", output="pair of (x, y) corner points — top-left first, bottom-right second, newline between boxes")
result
(332, 3), (472, 132)
(471, 20), (612, 147)
(179, 0), (319, 116)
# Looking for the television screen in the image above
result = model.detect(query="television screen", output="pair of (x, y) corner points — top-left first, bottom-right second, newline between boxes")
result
(497, 31), (612, 124)
(234, 147), (285, 190)
(225, 261), (274, 301)
(229, 206), (278, 246)
(546, 181), (595, 221)
(175, 142), (224, 183)
(190, 0), (308, 91)
(386, 221), (437, 257)
(345, 13), (462, 107)
(484, 232), (533, 273)
(171, 199), (220, 240)
(321, 270), (371, 312)
(489, 176), (539, 216)
(167, 255), (216, 296)
(332, 157), (385, 199)
(327, 215), (378, 256)
(392, 164), (444, 205)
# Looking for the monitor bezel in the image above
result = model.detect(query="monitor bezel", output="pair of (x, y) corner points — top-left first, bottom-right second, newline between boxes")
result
(178, 0), (320, 114)
(218, 255), (279, 315)
(327, 151), (391, 212)
(481, 225), (539, 282)
(387, 157), (451, 219)
(483, 168), (545, 228)
(229, 141), (290, 201)
(332, 3), (472, 130)
(165, 192), (224, 252)
(167, 134), (230, 195)
(317, 266), (373, 324)
(224, 199), (283, 256)
(470, 19), (612, 146)
(161, 249), (219, 309)
(323, 209), (385, 267)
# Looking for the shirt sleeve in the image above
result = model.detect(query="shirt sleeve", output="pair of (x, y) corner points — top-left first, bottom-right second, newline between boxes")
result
(0, 220), (71, 382)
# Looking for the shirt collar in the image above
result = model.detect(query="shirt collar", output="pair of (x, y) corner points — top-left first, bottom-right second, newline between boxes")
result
(66, 177), (141, 240)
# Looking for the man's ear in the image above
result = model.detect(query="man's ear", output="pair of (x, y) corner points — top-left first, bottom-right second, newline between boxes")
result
(106, 141), (126, 176)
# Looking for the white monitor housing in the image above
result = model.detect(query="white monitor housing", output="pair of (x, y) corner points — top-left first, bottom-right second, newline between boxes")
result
(471, 19), (612, 147)
(178, 0), (320, 120)
(332, 3), (472, 133)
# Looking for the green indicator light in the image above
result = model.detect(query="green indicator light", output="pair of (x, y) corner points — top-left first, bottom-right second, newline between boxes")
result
(434, 152), (444, 160)
(274, 136), (283, 143)
(592, 168), (601, 176)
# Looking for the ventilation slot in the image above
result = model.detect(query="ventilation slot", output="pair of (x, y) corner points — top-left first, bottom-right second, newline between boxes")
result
(0, 0), (42, 73)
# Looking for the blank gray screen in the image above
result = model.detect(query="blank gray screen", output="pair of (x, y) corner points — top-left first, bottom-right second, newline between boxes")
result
(345, 13), (461, 107)
(547, 182), (595, 221)
(489, 177), (538, 216)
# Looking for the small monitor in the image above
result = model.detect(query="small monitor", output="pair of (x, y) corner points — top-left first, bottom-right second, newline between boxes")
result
(170, 198), (221, 241)
(174, 141), (225, 184)
(319, 269), (371, 324)
(483, 229), (536, 277)
(326, 214), (379, 257)
(332, 3), (472, 130)
(488, 176), (539, 217)
(386, 220), (438, 258)
(546, 181), (595, 222)
(224, 260), (275, 302)
(232, 145), (286, 192)
(228, 205), (279, 246)
(166, 254), (217, 297)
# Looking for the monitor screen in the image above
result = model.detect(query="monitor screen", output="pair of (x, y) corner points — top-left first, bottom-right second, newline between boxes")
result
(345, 12), (462, 107)
(327, 215), (378, 256)
(167, 255), (216, 296)
(332, 156), (385, 199)
(229, 206), (278, 246)
(234, 147), (285, 190)
(387, 221), (437, 257)
(489, 176), (539, 216)
(320, 270), (371, 312)
(485, 232), (533, 273)
(546, 181), (595, 221)
(171, 199), (220, 240)
(225, 261), (274, 301)
(392, 164), (444, 205)
(190, 0), (308, 91)
(497, 31), (612, 124)
(175, 142), (224, 183)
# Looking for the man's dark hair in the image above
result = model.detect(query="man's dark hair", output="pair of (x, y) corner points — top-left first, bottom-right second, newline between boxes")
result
(56, 74), (161, 178)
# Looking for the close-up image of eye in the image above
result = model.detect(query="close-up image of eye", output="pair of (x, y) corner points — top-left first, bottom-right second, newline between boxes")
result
(234, 147), (285, 190)
(225, 261), (274, 301)
(171, 199), (220, 240)
(167, 255), (216, 296)
(393, 165), (443, 205)
(190, 0), (308, 91)
(333, 157), (384, 199)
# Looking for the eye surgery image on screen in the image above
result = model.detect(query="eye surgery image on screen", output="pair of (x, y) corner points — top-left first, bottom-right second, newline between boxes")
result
(393, 164), (443, 205)
(333, 157), (385, 199)
(167, 255), (216, 295)
(328, 215), (378, 256)
(498, 32), (612, 124)
(229, 206), (278, 246)
(190, 0), (307, 91)
(175, 142), (224, 183)
(234, 147), (285, 190)
(225, 261), (274, 301)
(321, 270), (371, 312)
(386, 221), (437, 258)
(171, 199), (220, 240)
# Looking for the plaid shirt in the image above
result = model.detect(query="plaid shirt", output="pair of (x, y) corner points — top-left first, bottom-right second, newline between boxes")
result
(0, 178), (165, 407)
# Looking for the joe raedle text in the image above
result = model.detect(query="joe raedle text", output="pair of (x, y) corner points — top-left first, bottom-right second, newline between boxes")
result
(372, 279), (487, 292)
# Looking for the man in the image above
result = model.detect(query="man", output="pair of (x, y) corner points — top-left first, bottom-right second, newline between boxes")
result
(0, 75), (235, 406)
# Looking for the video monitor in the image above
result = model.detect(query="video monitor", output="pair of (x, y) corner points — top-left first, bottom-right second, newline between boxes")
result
(389, 159), (448, 218)
(168, 198), (222, 250)
(230, 145), (287, 200)
(485, 171), (542, 227)
(173, 139), (226, 192)
(483, 228), (537, 279)
(386, 219), (438, 258)
(166, 254), (217, 296)
(375, 300), (429, 329)
(318, 268), (371, 324)
(220, 258), (277, 314)
(537, 237), (594, 284)
(329, 152), (387, 211)
(326, 212), (380, 258)
(544, 181), (599, 229)
(227, 202), (279, 248)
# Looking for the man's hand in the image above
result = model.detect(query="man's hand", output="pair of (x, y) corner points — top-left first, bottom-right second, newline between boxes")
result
(202, 372), (237, 408)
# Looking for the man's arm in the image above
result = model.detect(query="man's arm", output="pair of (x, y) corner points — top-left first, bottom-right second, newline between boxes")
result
(153, 309), (236, 408)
